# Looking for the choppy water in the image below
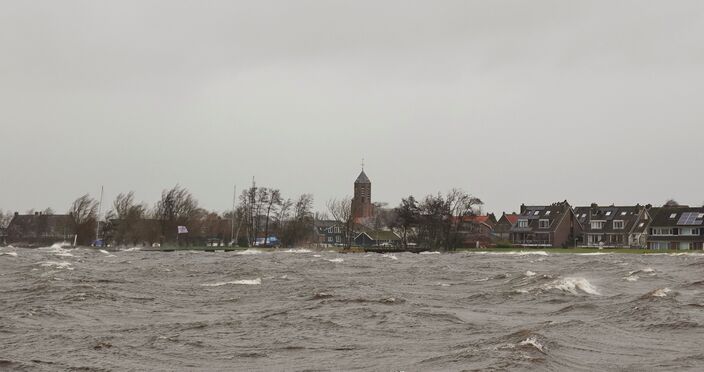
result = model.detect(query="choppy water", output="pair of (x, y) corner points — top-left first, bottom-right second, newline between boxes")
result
(1, 245), (704, 371)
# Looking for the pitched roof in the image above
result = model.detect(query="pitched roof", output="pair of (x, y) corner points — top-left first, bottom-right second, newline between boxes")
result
(510, 201), (572, 233)
(573, 205), (649, 234)
(354, 170), (371, 184)
(650, 206), (704, 227)
(503, 214), (520, 224)
(356, 229), (400, 241)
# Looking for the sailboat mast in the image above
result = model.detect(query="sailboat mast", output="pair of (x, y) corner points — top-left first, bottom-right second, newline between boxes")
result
(95, 185), (104, 244)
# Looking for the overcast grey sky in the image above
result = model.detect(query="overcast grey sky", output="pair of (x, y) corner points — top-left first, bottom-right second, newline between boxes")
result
(1, 1), (703, 215)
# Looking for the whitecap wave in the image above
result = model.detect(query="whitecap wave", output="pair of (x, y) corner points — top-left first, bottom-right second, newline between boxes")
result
(519, 336), (546, 353)
(120, 247), (142, 252)
(279, 248), (312, 253)
(39, 261), (74, 270)
(234, 249), (263, 255)
(0, 251), (18, 257)
(624, 275), (639, 282)
(577, 252), (612, 256)
(326, 258), (344, 263)
(525, 271), (536, 277)
(201, 278), (261, 287)
(419, 251), (441, 255)
(544, 277), (600, 295)
(650, 288), (671, 298)
(381, 254), (398, 260)
(474, 251), (549, 256)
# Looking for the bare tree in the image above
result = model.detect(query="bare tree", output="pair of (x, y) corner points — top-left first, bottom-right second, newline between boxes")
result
(664, 199), (680, 207)
(392, 196), (420, 248)
(69, 194), (99, 245)
(155, 185), (198, 243)
(262, 189), (282, 246)
(0, 210), (13, 229)
(109, 192), (147, 245)
(327, 197), (355, 248)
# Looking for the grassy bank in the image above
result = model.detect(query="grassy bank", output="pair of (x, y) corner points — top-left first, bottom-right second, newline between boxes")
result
(456, 247), (661, 254)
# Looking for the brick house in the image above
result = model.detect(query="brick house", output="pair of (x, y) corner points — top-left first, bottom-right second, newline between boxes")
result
(510, 201), (580, 247)
(454, 214), (497, 247)
(647, 207), (704, 250)
(573, 204), (651, 248)
(494, 213), (519, 241)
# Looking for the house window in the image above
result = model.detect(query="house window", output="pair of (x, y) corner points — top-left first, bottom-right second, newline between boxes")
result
(517, 219), (529, 228)
(334, 227), (341, 233)
(545, 211), (551, 216)
(621, 211), (627, 216)
(533, 211), (540, 216)
(539, 219), (550, 229)
(670, 213), (677, 219)
(591, 221), (605, 230)
(328, 236), (333, 242)
(613, 220), (624, 230)
(652, 228), (672, 236)
(336, 236), (341, 243)
(605, 211), (612, 216)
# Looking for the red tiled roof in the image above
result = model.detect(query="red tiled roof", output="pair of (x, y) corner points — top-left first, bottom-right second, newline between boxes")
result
(504, 214), (520, 224)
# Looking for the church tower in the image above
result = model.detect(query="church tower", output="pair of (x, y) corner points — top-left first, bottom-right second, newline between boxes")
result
(352, 167), (373, 222)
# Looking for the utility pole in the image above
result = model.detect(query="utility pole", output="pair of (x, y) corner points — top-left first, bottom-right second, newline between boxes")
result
(230, 185), (237, 246)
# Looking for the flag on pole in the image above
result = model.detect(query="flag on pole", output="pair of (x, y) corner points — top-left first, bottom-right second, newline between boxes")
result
(177, 226), (189, 234)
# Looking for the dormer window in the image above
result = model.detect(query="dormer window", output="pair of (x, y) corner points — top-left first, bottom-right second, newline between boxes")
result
(621, 211), (627, 216)
(591, 221), (605, 230)
(605, 211), (612, 216)
(613, 220), (625, 230)
(533, 211), (540, 216)
(545, 211), (551, 216)
(670, 213), (677, 219)
(517, 219), (529, 228)
(539, 219), (550, 229)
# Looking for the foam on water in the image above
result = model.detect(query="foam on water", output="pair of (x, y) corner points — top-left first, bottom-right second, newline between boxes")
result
(381, 254), (398, 260)
(280, 248), (312, 253)
(120, 247), (142, 252)
(419, 251), (441, 255)
(0, 251), (18, 257)
(39, 261), (74, 270)
(577, 252), (612, 256)
(234, 249), (263, 255)
(326, 258), (344, 263)
(474, 251), (549, 256)
(201, 278), (262, 287)
(624, 275), (639, 282)
(545, 277), (600, 295)
(519, 336), (546, 354)
(650, 288), (671, 297)
(525, 271), (536, 277)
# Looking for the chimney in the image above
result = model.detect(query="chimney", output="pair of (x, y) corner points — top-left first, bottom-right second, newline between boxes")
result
(34, 212), (39, 216)
(14, 212), (19, 216)
(520, 204), (526, 214)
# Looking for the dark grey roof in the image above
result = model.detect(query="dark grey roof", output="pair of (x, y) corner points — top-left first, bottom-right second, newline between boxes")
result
(510, 201), (572, 233)
(573, 205), (649, 234)
(355, 170), (371, 184)
(650, 207), (704, 227)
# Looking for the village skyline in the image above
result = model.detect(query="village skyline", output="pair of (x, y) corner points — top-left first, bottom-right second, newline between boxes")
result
(2, 2), (703, 218)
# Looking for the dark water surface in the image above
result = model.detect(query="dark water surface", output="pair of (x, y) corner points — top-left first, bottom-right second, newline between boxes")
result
(1, 245), (704, 371)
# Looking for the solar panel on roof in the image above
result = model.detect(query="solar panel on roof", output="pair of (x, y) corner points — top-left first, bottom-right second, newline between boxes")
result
(678, 212), (700, 225)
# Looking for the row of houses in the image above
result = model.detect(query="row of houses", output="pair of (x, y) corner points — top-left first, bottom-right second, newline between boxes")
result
(505, 201), (703, 250)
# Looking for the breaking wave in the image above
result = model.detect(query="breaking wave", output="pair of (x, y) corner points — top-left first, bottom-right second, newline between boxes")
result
(201, 278), (262, 287)
(326, 258), (344, 263)
(39, 261), (74, 270)
(0, 251), (18, 257)
(544, 277), (600, 295)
